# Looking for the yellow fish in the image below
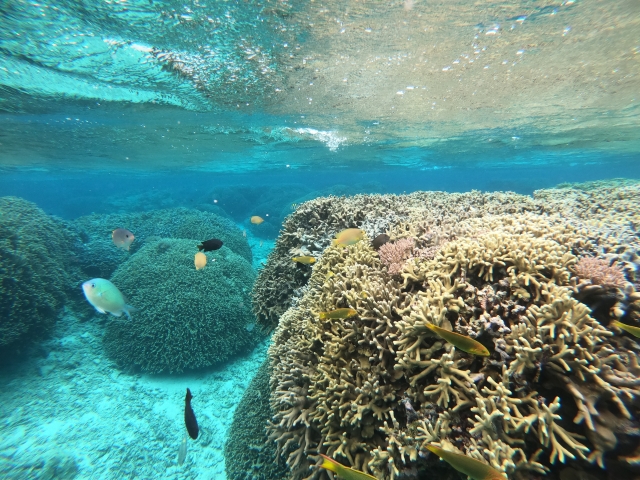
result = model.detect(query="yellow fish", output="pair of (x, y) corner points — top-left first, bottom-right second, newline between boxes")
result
(194, 252), (207, 270)
(293, 256), (316, 264)
(250, 215), (264, 225)
(425, 323), (490, 356)
(325, 271), (335, 280)
(318, 454), (376, 480)
(112, 228), (135, 251)
(319, 308), (358, 320)
(82, 278), (135, 319)
(332, 228), (365, 247)
(426, 444), (506, 480)
(612, 320), (640, 338)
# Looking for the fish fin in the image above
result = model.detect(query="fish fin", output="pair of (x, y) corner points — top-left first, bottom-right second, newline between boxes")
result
(197, 244), (204, 251)
(319, 455), (339, 474)
(124, 305), (137, 319)
(125, 244), (130, 251)
(95, 306), (107, 314)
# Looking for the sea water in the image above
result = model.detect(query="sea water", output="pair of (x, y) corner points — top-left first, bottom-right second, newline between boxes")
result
(0, 0), (638, 479)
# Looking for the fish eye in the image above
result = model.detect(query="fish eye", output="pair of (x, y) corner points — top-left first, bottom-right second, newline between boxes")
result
(126, 235), (129, 238)
(91, 283), (96, 288)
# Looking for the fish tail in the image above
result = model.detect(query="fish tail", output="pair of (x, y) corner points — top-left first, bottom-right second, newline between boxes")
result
(318, 312), (327, 320)
(124, 305), (137, 319)
(319, 455), (340, 474)
(197, 245), (204, 251)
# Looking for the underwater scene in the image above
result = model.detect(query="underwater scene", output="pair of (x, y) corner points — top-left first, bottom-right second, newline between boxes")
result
(1, 0), (639, 479)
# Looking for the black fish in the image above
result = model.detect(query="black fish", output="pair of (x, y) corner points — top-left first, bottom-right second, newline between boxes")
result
(184, 388), (199, 440)
(197, 238), (223, 252)
(372, 234), (390, 250)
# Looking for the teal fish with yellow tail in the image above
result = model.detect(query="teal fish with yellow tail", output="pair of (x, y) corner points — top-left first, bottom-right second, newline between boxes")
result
(332, 228), (365, 247)
(425, 323), (490, 356)
(319, 308), (358, 320)
(319, 454), (376, 480)
(612, 320), (640, 338)
(426, 444), (506, 480)
(292, 255), (316, 265)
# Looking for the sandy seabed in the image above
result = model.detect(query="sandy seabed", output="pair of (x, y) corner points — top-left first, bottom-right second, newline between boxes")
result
(0, 311), (268, 479)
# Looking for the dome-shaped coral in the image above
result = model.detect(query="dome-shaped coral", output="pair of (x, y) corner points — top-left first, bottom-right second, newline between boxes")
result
(0, 197), (80, 356)
(71, 208), (252, 279)
(102, 238), (262, 373)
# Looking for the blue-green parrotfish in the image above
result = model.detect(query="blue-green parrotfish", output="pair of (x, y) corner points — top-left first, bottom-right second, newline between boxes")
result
(82, 278), (135, 319)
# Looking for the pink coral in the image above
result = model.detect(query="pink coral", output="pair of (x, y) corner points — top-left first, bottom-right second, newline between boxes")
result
(574, 257), (627, 289)
(378, 238), (415, 275)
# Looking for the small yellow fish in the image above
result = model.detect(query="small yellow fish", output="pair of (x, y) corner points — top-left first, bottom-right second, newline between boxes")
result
(360, 291), (368, 299)
(293, 256), (316, 264)
(250, 215), (264, 225)
(194, 252), (207, 270)
(612, 320), (640, 338)
(325, 271), (335, 280)
(319, 308), (358, 320)
(425, 323), (490, 356)
(426, 444), (506, 480)
(318, 454), (376, 480)
(332, 228), (365, 247)
(112, 228), (135, 251)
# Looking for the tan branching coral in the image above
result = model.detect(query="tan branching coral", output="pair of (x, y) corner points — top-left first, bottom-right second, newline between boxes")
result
(263, 182), (640, 480)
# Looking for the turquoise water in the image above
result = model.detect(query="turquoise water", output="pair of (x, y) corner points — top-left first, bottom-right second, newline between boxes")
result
(1, 0), (639, 479)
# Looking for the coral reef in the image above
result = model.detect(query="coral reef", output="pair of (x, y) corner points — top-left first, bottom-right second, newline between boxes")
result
(71, 207), (252, 279)
(224, 360), (289, 480)
(102, 238), (262, 373)
(253, 190), (540, 327)
(0, 197), (82, 357)
(260, 182), (640, 480)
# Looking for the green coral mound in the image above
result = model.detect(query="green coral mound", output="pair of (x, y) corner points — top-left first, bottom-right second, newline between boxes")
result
(72, 208), (252, 279)
(224, 360), (288, 480)
(103, 238), (261, 373)
(0, 197), (80, 356)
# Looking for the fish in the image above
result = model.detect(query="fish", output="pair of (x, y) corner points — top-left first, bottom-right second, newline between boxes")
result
(425, 444), (506, 480)
(425, 323), (490, 356)
(612, 320), (640, 338)
(242, 230), (247, 238)
(325, 271), (335, 280)
(319, 308), (358, 320)
(291, 203), (298, 209)
(194, 252), (207, 270)
(82, 278), (135, 319)
(184, 388), (199, 440)
(112, 228), (135, 251)
(250, 215), (264, 225)
(318, 454), (377, 480)
(177, 434), (188, 465)
(293, 255), (316, 264)
(197, 238), (223, 252)
(333, 228), (365, 247)
(371, 233), (390, 250)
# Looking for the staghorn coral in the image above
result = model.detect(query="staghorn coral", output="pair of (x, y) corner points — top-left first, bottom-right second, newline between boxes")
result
(573, 256), (627, 289)
(378, 238), (415, 276)
(263, 183), (640, 480)
(103, 239), (262, 373)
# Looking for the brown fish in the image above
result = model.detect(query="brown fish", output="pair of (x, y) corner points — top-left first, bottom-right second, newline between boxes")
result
(197, 238), (223, 252)
(371, 233), (390, 250)
(184, 388), (199, 440)
(112, 228), (135, 251)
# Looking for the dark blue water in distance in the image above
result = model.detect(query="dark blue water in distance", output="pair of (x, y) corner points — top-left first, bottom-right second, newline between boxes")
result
(1, 0), (639, 479)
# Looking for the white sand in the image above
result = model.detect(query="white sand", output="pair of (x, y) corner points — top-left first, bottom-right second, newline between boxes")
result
(0, 312), (268, 479)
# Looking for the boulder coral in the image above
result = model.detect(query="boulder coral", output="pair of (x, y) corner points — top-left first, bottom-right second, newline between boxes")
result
(102, 238), (261, 373)
(260, 181), (640, 480)
(224, 360), (289, 480)
(71, 208), (252, 279)
(0, 197), (81, 357)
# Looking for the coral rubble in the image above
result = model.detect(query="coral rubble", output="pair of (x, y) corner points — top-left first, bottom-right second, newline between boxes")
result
(258, 181), (640, 480)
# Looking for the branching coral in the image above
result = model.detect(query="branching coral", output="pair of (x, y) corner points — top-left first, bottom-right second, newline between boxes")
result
(261, 182), (640, 480)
